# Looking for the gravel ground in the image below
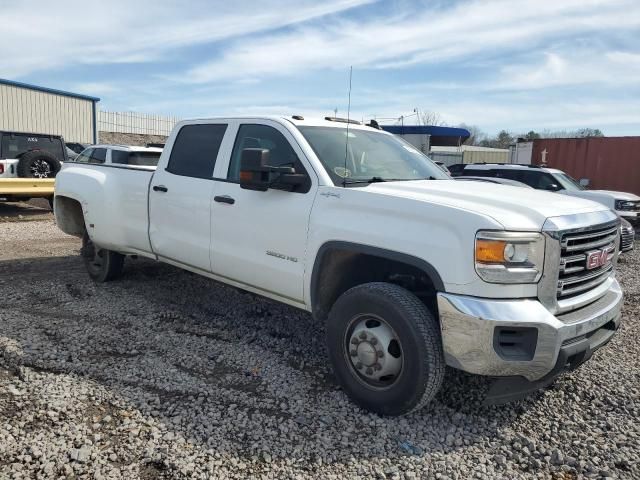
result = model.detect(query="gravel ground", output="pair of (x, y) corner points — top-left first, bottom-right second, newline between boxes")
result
(0, 216), (639, 479)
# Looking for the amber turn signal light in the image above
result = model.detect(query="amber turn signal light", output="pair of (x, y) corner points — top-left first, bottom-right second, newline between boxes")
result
(475, 239), (507, 263)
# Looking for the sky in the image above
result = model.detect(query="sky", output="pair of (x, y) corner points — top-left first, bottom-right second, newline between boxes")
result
(1, 0), (639, 136)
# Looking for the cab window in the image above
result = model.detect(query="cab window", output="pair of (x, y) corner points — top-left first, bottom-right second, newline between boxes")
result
(166, 124), (227, 179)
(228, 124), (310, 193)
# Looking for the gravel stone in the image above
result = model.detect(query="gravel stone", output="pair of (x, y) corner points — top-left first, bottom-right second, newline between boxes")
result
(0, 217), (639, 479)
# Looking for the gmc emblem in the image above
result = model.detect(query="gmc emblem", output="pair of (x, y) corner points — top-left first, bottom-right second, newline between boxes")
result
(586, 248), (609, 270)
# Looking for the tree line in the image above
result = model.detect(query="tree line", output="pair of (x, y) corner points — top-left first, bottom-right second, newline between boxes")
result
(463, 127), (604, 148)
(417, 110), (604, 149)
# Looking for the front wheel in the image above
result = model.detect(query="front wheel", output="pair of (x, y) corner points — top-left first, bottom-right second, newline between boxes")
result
(81, 232), (125, 282)
(326, 282), (445, 416)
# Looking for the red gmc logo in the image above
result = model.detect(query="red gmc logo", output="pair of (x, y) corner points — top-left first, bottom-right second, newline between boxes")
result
(586, 248), (609, 270)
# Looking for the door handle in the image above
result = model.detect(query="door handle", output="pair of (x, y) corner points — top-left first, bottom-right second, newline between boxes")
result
(214, 195), (235, 205)
(153, 185), (168, 192)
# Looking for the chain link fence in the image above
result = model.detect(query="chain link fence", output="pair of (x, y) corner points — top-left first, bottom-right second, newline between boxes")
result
(98, 111), (182, 136)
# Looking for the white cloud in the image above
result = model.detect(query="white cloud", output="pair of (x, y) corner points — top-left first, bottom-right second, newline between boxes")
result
(497, 50), (640, 90)
(181, 0), (640, 83)
(72, 82), (120, 95)
(0, 0), (373, 77)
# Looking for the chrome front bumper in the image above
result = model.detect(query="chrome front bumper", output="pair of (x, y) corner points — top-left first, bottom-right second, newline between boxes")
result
(437, 278), (623, 381)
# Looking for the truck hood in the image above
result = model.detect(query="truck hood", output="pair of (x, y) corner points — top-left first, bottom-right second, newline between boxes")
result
(365, 180), (609, 230)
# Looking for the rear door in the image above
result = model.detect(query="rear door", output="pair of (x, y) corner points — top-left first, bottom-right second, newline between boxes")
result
(210, 121), (316, 302)
(148, 122), (228, 271)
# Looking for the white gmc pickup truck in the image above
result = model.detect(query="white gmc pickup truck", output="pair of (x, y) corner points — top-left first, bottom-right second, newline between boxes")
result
(54, 116), (623, 415)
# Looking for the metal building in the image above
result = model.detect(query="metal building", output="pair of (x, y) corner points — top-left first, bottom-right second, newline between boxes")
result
(430, 145), (510, 166)
(0, 78), (99, 144)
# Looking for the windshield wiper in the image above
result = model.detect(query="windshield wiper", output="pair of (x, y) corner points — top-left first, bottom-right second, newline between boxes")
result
(342, 176), (438, 185)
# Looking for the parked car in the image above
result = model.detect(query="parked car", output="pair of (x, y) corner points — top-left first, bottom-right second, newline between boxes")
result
(455, 176), (533, 189)
(54, 115), (623, 415)
(460, 163), (640, 223)
(0, 130), (68, 178)
(74, 145), (162, 167)
(459, 174), (634, 253)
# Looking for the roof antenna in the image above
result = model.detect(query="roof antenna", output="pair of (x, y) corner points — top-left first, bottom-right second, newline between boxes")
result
(343, 66), (353, 187)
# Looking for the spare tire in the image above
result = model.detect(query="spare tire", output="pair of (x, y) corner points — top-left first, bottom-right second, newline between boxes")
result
(17, 150), (61, 178)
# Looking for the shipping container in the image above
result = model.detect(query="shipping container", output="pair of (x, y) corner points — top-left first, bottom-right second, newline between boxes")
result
(532, 137), (640, 196)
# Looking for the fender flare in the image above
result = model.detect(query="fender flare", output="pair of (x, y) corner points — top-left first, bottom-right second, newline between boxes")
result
(309, 240), (446, 311)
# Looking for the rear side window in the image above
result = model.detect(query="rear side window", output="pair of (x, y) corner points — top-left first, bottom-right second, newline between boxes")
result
(1, 133), (65, 160)
(166, 124), (227, 179)
(112, 150), (161, 166)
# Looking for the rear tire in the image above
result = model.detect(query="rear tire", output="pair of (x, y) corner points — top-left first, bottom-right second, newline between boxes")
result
(326, 282), (445, 416)
(82, 232), (124, 282)
(17, 150), (61, 178)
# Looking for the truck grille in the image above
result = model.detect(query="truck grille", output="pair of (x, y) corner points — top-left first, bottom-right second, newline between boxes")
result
(621, 223), (635, 252)
(557, 224), (617, 299)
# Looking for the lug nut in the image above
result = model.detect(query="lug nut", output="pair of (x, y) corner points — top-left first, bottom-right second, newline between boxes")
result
(359, 332), (367, 340)
(370, 338), (378, 345)
(365, 367), (373, 375)
(374, 363), (382, 371)
(350, 338), (359, 345)
(355, 362), (363, 370)
(377, 350), (384, 358)
(350, 349), (358, 357)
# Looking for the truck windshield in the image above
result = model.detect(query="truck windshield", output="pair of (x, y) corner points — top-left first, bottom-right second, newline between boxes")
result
(552, 172), (584, 191)
(297, 126), (449, 185)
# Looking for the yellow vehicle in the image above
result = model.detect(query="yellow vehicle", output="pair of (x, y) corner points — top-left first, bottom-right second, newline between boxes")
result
(0, 178), (55, 207)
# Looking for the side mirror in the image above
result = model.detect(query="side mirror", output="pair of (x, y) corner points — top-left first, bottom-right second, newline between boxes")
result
(545, 183), (561, 192)
(240, 148), (272, 191)
(579, 178), (590, 188)
(239, 148), (307, 192)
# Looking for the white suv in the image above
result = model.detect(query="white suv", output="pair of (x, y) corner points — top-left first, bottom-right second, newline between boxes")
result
(461, 164), (640, 222)
(74, 145), (162, 168)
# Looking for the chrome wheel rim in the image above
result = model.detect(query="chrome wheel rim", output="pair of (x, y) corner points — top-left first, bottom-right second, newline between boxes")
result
(30, 159), (52, 178)
(344, 313), (403, 390)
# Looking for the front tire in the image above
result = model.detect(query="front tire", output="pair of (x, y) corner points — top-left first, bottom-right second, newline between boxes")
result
(81, 232), (124, 282)
(326, 282), (445, 416)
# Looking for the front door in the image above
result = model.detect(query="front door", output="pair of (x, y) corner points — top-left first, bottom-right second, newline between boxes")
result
(210, 122), (317, 302)
(149, 122), (228, 271)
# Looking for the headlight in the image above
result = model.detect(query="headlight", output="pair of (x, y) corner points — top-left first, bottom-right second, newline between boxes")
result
(475, 231), (545, 283)
(615, 200), (636, 211)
